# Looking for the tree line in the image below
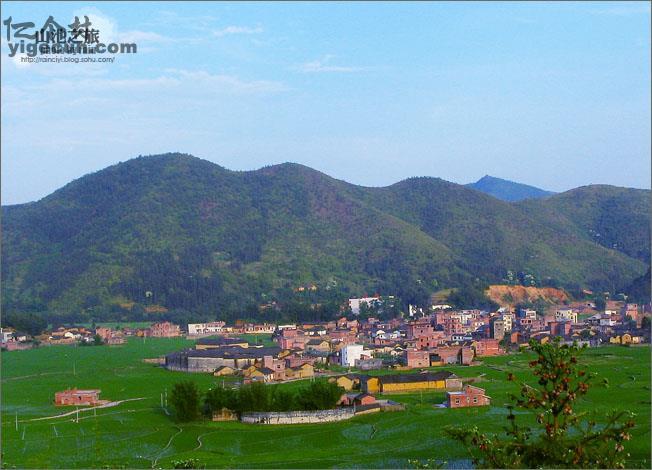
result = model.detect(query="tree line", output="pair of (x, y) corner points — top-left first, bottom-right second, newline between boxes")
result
(169, 380), (345, 422)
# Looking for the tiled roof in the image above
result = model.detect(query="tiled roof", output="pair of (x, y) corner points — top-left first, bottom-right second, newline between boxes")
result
(377, 371), (456, 384)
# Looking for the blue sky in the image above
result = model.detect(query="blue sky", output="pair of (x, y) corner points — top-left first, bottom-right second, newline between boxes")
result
(1, 1), (650, 204)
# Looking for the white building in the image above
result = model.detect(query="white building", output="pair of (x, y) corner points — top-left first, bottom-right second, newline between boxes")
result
(340, 344), (371, 367)
(520, 309), (537, 319)
(501, 313), (515, 332)
(555, 308), (578, 324)
(349, 297), (382, 315)
(188, 322), (226, 336)
(431, 304), (453, 311)
(0, 328), (14, 343)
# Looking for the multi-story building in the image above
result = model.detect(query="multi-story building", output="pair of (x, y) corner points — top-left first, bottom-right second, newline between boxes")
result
(340, 344), (368, 366)
(150, 321), (181, 337)
(490, 318), (505, 340)
(555, 308), (578, 324)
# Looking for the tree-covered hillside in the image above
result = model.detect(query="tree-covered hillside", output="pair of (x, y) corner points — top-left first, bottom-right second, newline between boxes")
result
(518, 185), (651, 263)
(2, 153), (649, 321)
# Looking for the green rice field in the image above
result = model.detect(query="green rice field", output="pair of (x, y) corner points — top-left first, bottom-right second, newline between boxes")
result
(1, 338), (650, 468)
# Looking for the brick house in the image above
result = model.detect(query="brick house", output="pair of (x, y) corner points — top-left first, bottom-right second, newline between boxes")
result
(407, 349), (430, 368)
(447, 385), (490, 408)
(338, 392), (376, 407)
(95, 327), (113, 342)
(416, 331), (446, 349)
(549, 321), (572, 337)
(150, 322), (181, 337)
(406, 321), (435, 339)
(473, 338), (503, 357)
(55, 389), (102, 406)
(430, 346), (473, 366)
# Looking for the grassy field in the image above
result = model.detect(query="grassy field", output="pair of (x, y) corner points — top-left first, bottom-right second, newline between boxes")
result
(2, 339), (650, 468)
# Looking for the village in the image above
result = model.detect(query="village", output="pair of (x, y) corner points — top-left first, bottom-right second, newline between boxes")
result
(8, 294), (647, 424)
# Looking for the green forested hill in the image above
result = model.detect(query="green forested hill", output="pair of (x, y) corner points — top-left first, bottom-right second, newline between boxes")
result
(2, 153), (649, 319)
(518, 185), (651, 263)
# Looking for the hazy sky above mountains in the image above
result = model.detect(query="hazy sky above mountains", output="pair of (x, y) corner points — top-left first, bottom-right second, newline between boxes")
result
(1, 1), (650, 204)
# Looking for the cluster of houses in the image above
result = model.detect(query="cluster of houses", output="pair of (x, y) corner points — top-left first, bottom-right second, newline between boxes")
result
(331, 371), (490, 409)
(0, 328), (33, 351)
(3, 296), (649, 356)
(8, 321), (184, 349)
(164, 299), (650, 384)
(492, 301), (650, 348)
(165, 336), (318, 383)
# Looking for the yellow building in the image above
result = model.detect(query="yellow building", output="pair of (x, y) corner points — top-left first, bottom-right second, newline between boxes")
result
(287, 363), (315, 379)
(361, 371), (460, 394)
(213, 365), (235, 376)
(332, 374), (361, 391)
(611, 334), (643, 345)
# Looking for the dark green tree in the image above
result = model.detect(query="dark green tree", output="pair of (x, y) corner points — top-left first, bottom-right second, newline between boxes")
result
(236, 382), (273, 413)
(203, 386), (237, 417)
(169, 381), (201, 422)
(296, 381), (344, 410)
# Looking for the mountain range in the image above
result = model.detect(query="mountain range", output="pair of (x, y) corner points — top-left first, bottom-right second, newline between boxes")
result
(2, 153), (649, 319)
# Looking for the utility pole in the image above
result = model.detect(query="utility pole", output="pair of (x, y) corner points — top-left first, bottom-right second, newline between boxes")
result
(15, 412), (18, 431)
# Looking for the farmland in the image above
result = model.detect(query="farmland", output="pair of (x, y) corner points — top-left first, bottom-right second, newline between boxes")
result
(2, 339), (650, 468)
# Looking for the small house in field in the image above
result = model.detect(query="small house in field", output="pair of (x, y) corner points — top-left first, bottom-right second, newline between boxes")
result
(338, 392), (377, 407)
(353, 393), (376, 406)
(447, 385), (490, 408)
(54, 389), (102, 406)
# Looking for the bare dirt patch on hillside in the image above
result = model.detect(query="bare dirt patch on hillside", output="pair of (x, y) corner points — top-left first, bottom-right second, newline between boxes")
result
(485, 285), (569, 307)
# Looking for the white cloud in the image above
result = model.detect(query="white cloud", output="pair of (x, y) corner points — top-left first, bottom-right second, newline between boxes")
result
(296, 55), (368, 73)
(212, 25), (263, 37)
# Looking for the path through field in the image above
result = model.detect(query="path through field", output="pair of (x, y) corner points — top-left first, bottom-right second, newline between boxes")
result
(22, 397), (149, 422)
(151, 425), (182, 467)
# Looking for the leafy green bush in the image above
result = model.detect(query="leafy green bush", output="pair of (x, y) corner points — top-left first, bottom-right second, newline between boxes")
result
(445, 338), (636, 468)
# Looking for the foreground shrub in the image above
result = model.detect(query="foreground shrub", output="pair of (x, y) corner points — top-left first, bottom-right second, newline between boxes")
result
(445, 338), (635, 468)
